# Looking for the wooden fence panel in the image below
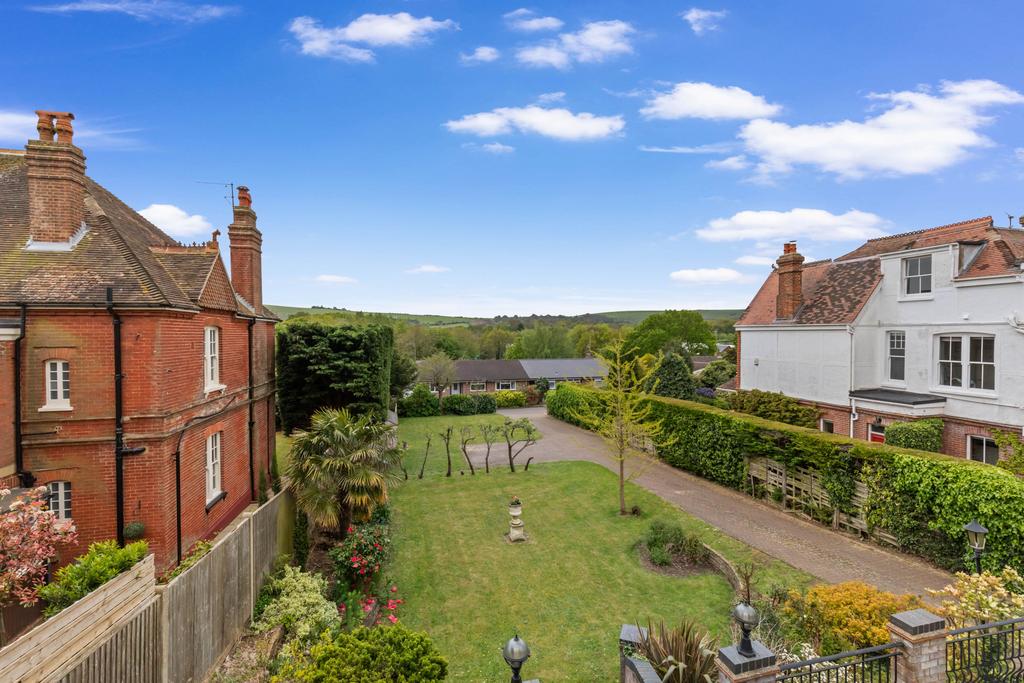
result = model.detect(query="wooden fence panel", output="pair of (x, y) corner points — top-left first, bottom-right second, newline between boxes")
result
(252, 490), (286, 593)
(0, 555), (155, 683)
(56, 596), (161, 683)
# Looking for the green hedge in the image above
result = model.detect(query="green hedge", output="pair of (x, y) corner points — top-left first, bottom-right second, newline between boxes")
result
(277, 321), (393, 432)
(441, 394), (476, 415)
(546, 383), (1024, 572)
(725, 389), (819, 428)
(885, 418), (944, 453)
(494, 390), (527, 408)
(471, 393), (497, 414)
(399, 384), (441, 417)
(39, 540), (149, 616)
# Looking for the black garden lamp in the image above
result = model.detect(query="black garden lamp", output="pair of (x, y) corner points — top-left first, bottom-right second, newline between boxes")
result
(963, 519), (988, 573)
(502, 634), (531, 683)
(733, 602), (760, 658)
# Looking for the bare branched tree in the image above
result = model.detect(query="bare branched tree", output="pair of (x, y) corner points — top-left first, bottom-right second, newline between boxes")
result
(501, 417), (539, 472)
(479, 424), (502, 474)
(459, 426), (477, 475)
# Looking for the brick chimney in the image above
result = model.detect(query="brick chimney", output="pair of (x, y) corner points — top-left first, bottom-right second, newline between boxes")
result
(228, 186), (263, 310)
(775, 241), (805, 320)
(25, 111), (86, 246)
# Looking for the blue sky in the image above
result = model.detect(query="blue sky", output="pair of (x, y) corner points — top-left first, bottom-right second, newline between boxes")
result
(2, 1), (1023, 316)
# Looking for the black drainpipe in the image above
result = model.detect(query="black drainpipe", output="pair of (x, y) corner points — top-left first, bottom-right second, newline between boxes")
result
(108, 288), (145, 546)
(247, 317), (256, 502)
(14, 304), (33, 487)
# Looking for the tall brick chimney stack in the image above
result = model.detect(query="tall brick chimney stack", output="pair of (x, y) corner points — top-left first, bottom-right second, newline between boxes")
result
(25, 110), (86, 245)
(775, 241), (805, 320)
(228, 185), (263, 310)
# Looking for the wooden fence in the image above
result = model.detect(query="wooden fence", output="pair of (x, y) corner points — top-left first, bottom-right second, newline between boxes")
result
(56, 598), (162, 683)
(0, 555), (156, 683)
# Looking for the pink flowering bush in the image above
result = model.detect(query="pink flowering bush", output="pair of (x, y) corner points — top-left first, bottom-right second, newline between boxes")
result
(331, 523), (391, 593)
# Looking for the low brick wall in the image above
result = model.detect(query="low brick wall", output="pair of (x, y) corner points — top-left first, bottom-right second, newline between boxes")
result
(705, 543), (742, 594)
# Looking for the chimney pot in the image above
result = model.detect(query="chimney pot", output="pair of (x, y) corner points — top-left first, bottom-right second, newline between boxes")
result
(26, 109), (86, 245)
(228, 183), (263, 309)
(783, 241), (797, 254)
(237, 185), (251, 208)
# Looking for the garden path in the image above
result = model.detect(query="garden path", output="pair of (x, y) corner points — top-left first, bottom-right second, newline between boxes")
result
(487, 407), (953, 598)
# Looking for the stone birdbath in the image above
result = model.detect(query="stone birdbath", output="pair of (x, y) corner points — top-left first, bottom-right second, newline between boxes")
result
(507, 496), (527, 543)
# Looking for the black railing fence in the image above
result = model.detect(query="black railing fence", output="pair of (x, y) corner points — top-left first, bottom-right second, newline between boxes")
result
(779, 642), (901, 683)
(947, 616), (1024, 682)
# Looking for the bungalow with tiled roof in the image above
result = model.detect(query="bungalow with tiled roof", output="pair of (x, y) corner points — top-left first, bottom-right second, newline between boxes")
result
(0, 111), (278, 571)
(735, 216), (1024, 464)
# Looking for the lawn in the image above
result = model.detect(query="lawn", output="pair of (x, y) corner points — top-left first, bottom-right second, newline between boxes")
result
(388, 458), (812, 682)
(397, 414), (528, 477)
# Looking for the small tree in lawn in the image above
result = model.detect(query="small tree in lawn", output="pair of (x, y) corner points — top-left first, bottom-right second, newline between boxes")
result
(0, 487), (78, 645)
(438, 426), (455, 477)
(479, 424), (502, 474)
(501, 418), (539, 472)
(571, 340), (673, 515)
(459, 426), (477, 475)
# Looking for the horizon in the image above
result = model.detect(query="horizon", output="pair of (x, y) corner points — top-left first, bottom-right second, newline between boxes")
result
(3, 1), (1023, 316)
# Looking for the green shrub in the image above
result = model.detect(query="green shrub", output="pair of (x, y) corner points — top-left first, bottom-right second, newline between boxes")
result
(471, 393), (497, 414)
(725, 389), (818, 428)
(399, 384), (441, 417)
(648, 545), (672, 566)
(293, 510), (310, 568)
(277, 321), (393, 431)
(698, 360), (736, 389)
(39, 540), (148, 616)
(274, 624), (448, 682)
(330, 523), (391, 593)
(885, 419), (944, 453)
(648, 353), (697, 400)
(440, 393), (475, 415)
(549, 383), (1024, 572)
(523, 385), (542, 406)
(546, 382), (605, 427)
(252, 565), (341, 643)
(159, 540), (212, 583)
(645, 520), (709, 566)
(494, 390), (527, 408)
(370, 502), (392, 525)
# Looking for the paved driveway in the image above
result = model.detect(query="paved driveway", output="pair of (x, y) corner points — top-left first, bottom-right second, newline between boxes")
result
(491, 406), (952, 596)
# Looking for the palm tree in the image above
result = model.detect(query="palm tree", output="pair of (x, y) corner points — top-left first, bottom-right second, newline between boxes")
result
(286, 408), (403, 539)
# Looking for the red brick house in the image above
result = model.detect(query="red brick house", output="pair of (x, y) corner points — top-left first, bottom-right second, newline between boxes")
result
(735, 218), (1024, 463)
(0, 111), (278, 570)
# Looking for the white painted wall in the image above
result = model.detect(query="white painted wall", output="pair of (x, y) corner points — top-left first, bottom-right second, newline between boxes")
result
(739, 327), (851, 406)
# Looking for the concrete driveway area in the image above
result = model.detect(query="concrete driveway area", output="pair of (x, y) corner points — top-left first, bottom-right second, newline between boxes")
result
(490, 406), (952, 596)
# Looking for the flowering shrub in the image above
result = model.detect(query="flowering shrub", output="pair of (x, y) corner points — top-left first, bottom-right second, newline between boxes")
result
(38, 539), (147, 617)
(252, 565), (341, 643)
(783, 581), (921, 655)
(273, 623), (448, 682)
(929, 568), (1024, 628)
(331, 523), (391, 592)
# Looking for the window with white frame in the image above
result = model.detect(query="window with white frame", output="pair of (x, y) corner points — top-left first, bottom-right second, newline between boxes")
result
(887, 332), (906, 382)
(43, 360), (71, 410)
(903, 255), (932, 295)
(204, 327), (221, 390)
(469, 382), (486, 392)
(937, 334), (994, 391)
(47, 481), (72, 519)
(496, 380), (516, 391)
(968, 436), (999, 466)
(820, 419), (834, 434)
(206, 432), (222, 503)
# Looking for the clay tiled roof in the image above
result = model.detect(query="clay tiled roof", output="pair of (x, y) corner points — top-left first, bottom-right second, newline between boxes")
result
(836, 217), (993, 261)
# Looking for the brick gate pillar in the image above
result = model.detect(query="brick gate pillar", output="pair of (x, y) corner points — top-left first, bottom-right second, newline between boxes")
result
(717, 639), (778, 683)
(887, 609), (947, 683)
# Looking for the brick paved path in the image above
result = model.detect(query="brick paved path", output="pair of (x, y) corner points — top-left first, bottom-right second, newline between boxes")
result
(493, 407), (952, 597)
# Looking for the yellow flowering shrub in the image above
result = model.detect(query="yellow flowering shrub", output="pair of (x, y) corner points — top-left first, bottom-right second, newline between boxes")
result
(928, 568), (1024, 628)
(784, 581), (921, 655)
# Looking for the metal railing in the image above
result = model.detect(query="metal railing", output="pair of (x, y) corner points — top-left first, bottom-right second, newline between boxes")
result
(946, 616), (1024, 682)
(779, 642), (902, 683)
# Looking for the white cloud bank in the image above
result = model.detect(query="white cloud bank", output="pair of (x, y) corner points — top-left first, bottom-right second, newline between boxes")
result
(641, 82), (781, 120)
(705, 154), (751, 170)
(445, 105), (624, 141)
(406, 264), (451, 274)
(682, 8), (727, 35)
(741, 79), (1024, 179)
(316, 274), (357, 284)
(516, 20), (635, 69)
(460, 46), (499, 64)
(289, 12), (457, 63)
(139, 204), (211, 238)
(669, 267), (746, 284)
(697, 208), (889, 243)
(503, 8), (563, 32)
(29, 0), (237, 22)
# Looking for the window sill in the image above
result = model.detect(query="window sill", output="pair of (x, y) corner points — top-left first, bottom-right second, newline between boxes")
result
(39, 404), (73, 413)
(204, 383), (227, 395)
(897, 294), (934, 303)
(880, 380), (907, 390)
(929, 386), (998, 401)
(205, 490), (227, 512)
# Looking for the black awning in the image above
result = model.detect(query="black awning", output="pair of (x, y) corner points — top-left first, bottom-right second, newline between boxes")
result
(849, 388), (946, 406)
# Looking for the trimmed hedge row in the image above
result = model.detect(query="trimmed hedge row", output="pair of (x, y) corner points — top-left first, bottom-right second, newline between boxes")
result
(546, 382), (1024, 572)
(440, 393), (497, 415)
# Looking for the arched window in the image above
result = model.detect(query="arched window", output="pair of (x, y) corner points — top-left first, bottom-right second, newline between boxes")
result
(43, 359), (71, 410)
(47, 481), (72, 519)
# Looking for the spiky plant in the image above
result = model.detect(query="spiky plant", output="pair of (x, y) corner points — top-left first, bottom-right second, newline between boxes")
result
(636, 619), (718, 683)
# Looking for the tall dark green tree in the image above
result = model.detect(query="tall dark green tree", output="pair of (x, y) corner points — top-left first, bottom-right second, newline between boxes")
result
(648, 353), (697, 400)
(624, 310), (716, 358)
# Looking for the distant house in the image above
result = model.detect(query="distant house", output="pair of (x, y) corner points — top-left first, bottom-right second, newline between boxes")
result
(442, 358), (606, 395)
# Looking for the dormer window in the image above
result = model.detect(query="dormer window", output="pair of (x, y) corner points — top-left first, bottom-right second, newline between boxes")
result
(41, 359), (71, 411)
(903, 255), (932, 295)
(204, 326), (223, 392)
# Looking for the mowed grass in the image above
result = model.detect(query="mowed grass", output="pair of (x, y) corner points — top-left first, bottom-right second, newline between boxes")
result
(398, 414), (527, 477)
(389, 460), (811, 682)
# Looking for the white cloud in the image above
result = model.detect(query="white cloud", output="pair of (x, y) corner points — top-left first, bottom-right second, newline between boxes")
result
(697, 208), (889, 243)
(482, 142), (515, 154)
(1016, 147), (1024, 163)
(0, 112), (37, 144)
(638, 142), (736, 154)
(682, 8), (727, 35)
(406, 264), (451, 274)
(741, 79), (1024, 180)
(289, 13), (457, 63)
(734, 255), (776, 266)
(29, 0), (237, 22)
(460, 46), (499, 64)
(705, 154), (750, 170)
(445, 105), (624, 141)
(138, 204), (211, 237)
(669, 267), (746, 284)
(503, 8), (563, 32)
(641, 82), (781, 120)
(516, 19), (635, 69)
(537, 91), (566, 104)
(316, 274), (358, 284)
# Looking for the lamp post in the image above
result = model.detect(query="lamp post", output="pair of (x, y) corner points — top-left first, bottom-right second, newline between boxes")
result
(502, 634), (531, 683)
(963, 519), (988, 574)
(733, 602), (760, 658)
